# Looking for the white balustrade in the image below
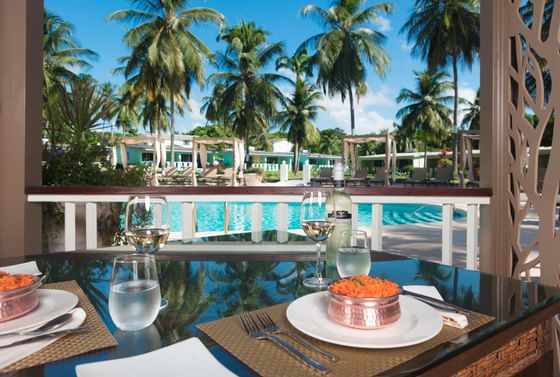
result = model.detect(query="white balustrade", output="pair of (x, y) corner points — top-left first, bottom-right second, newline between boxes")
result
(28, 192), (490, 270)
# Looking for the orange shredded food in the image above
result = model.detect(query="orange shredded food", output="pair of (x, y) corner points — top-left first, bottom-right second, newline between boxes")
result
(0, 271), (35, 291)
(329, 275), (400, 298)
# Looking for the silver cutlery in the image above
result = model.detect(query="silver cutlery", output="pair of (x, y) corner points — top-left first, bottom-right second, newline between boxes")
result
(0, 310), (75, 338)
(0, 325), (90, 348)
(239, 312), (328, 375)
(401, 289), (470, 316)
(255, 311), (338, 362)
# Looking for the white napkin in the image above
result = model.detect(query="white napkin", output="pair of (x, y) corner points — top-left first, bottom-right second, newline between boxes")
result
(0, 261), (42, 276)
(76, 337), (238, 377)
(0, 307), (86, 370)
(403, 285), (469, 329)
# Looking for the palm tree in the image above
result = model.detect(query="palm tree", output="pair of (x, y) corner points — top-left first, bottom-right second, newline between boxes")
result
(461, 89), (480, 130)
(400, 0), (480, 174)
(107, 0), (224, 166)
(43, 9), (98, 96)
(57, 75), (109, 142)
(99, 82), (119, 138)
(316, 128), (345, 155)
(208, 21), (288, 153)
(278, 80), (323, 173)
(275, 50), (314, 82)
(298, 0), (393, 135)
(396, 70), (454, 167)
(43, 10), (98, 147)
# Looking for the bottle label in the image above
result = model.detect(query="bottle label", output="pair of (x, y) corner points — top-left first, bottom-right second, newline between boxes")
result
(328, 210), (351, 222)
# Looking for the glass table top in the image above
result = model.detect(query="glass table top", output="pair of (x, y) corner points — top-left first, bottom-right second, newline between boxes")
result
(4, 235), (560, 376)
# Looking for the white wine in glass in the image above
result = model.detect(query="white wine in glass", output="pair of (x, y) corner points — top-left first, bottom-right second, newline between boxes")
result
(301, 191), (335, 289)
(125, 196), (170, 253)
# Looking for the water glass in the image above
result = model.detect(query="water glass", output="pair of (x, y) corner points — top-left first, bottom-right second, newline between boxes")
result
(109, 254), (161, 331)
(336, 230), (371, 277)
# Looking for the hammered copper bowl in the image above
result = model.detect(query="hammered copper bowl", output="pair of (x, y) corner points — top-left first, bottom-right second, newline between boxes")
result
(327, 281), (401, 329)
(0, 277), (42, 323)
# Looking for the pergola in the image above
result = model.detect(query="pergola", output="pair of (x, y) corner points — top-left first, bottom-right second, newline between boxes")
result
(191, 137), (245, 186)
(342, 133), (397, 186)
(111, 135), (167, 186)
(459, 131), (480, 187)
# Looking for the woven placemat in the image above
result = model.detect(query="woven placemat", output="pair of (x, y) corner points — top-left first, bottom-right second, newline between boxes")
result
(198, 299), (494, 377)
(0, 280), (117, 373)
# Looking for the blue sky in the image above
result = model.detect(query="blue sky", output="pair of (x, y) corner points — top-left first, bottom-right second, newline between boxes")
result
(44, 0), (480, 135)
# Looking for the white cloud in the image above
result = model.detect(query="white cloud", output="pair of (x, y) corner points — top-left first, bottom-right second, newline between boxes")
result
(441, 84), (477, 127)
(375, 16), (391, 32)
(187, 98), (206, 123)
(318, 91), (395, 134)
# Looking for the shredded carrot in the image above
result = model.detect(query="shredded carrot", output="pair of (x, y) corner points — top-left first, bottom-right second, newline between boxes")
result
(329, 275), (400, 298)
(0, 271), (35, 291)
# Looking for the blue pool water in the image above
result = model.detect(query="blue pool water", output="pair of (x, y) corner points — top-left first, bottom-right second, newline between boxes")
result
(168, 203), (466, 233)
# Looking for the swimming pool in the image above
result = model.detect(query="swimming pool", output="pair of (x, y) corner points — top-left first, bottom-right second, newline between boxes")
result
(168, 203), (466, 233)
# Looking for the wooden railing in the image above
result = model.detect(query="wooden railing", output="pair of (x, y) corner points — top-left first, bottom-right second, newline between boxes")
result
(26, 186), (491, 269)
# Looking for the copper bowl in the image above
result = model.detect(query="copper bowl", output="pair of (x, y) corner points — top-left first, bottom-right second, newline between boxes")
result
(0, 277), (42, 322)
(327, 280), (401, 329)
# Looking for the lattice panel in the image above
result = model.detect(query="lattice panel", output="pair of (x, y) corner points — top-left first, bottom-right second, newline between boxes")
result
(506, 0), (560, 285)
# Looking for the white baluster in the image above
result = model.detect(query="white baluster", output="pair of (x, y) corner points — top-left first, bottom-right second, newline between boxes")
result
(466, 204), (479, 270)
(85, 203), (97, 250)
(352, 203), (359, 230)
(251, 203), (263, 232)
(277, 202), (289, 243)
(441, 203), (454, 265)
(371, 204), (383, 250)
(64, 202), (76, 251)
(182, 202), (194, 240)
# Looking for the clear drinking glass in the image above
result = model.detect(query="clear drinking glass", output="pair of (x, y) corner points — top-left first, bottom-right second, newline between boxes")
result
(109, 254), (161, 331)
(336, 230), (371, 277)
(301, 191), (335, 289)
(125, 196), (170, 253)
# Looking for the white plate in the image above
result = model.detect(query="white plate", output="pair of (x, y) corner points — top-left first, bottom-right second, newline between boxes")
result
(0, 289), (78, 334)
(286, 292), (443, 349)
(76, 337), (237, 377)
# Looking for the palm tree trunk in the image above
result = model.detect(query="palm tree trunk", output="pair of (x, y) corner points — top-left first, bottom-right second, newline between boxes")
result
(170, 95), (175, 168)
(424, 140), (428, 169)
(293, 142), (299, 173)
(348, 84), (355, 136)
(452, 55), (459, 179)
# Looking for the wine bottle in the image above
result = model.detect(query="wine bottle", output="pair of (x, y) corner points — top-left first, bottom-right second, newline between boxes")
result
(326, 160), (352, 267)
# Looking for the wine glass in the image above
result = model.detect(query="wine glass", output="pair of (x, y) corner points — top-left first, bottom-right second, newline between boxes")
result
(109, 254), (161, 331)
(337, 230), (371, 277)
(125, 196), (170, 253)
(301, 191), (335, 289)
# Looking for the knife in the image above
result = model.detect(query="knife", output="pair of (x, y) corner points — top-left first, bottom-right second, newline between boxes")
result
(401, 289), (470, 316)
(0, 325), (90, 348)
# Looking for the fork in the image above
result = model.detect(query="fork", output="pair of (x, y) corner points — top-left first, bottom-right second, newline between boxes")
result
(255, 311), (339, 362)
(239, 312), (328, 375)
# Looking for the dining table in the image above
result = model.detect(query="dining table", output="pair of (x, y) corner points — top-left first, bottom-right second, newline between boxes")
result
(2, 229), (560, 376)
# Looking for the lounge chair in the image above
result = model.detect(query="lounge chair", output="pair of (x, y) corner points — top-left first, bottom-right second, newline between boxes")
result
(345, 169), (369, 186)
(310, 167), (333, 187)
(198, 166), (220, 185)
(244, 173), (263, 186)
(428, 167), (454, 186)
(368, 168), (387, 186)
(173, 167), (193, 185)
(158, 167), (179, 185)
(403, 168), (428, 187)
